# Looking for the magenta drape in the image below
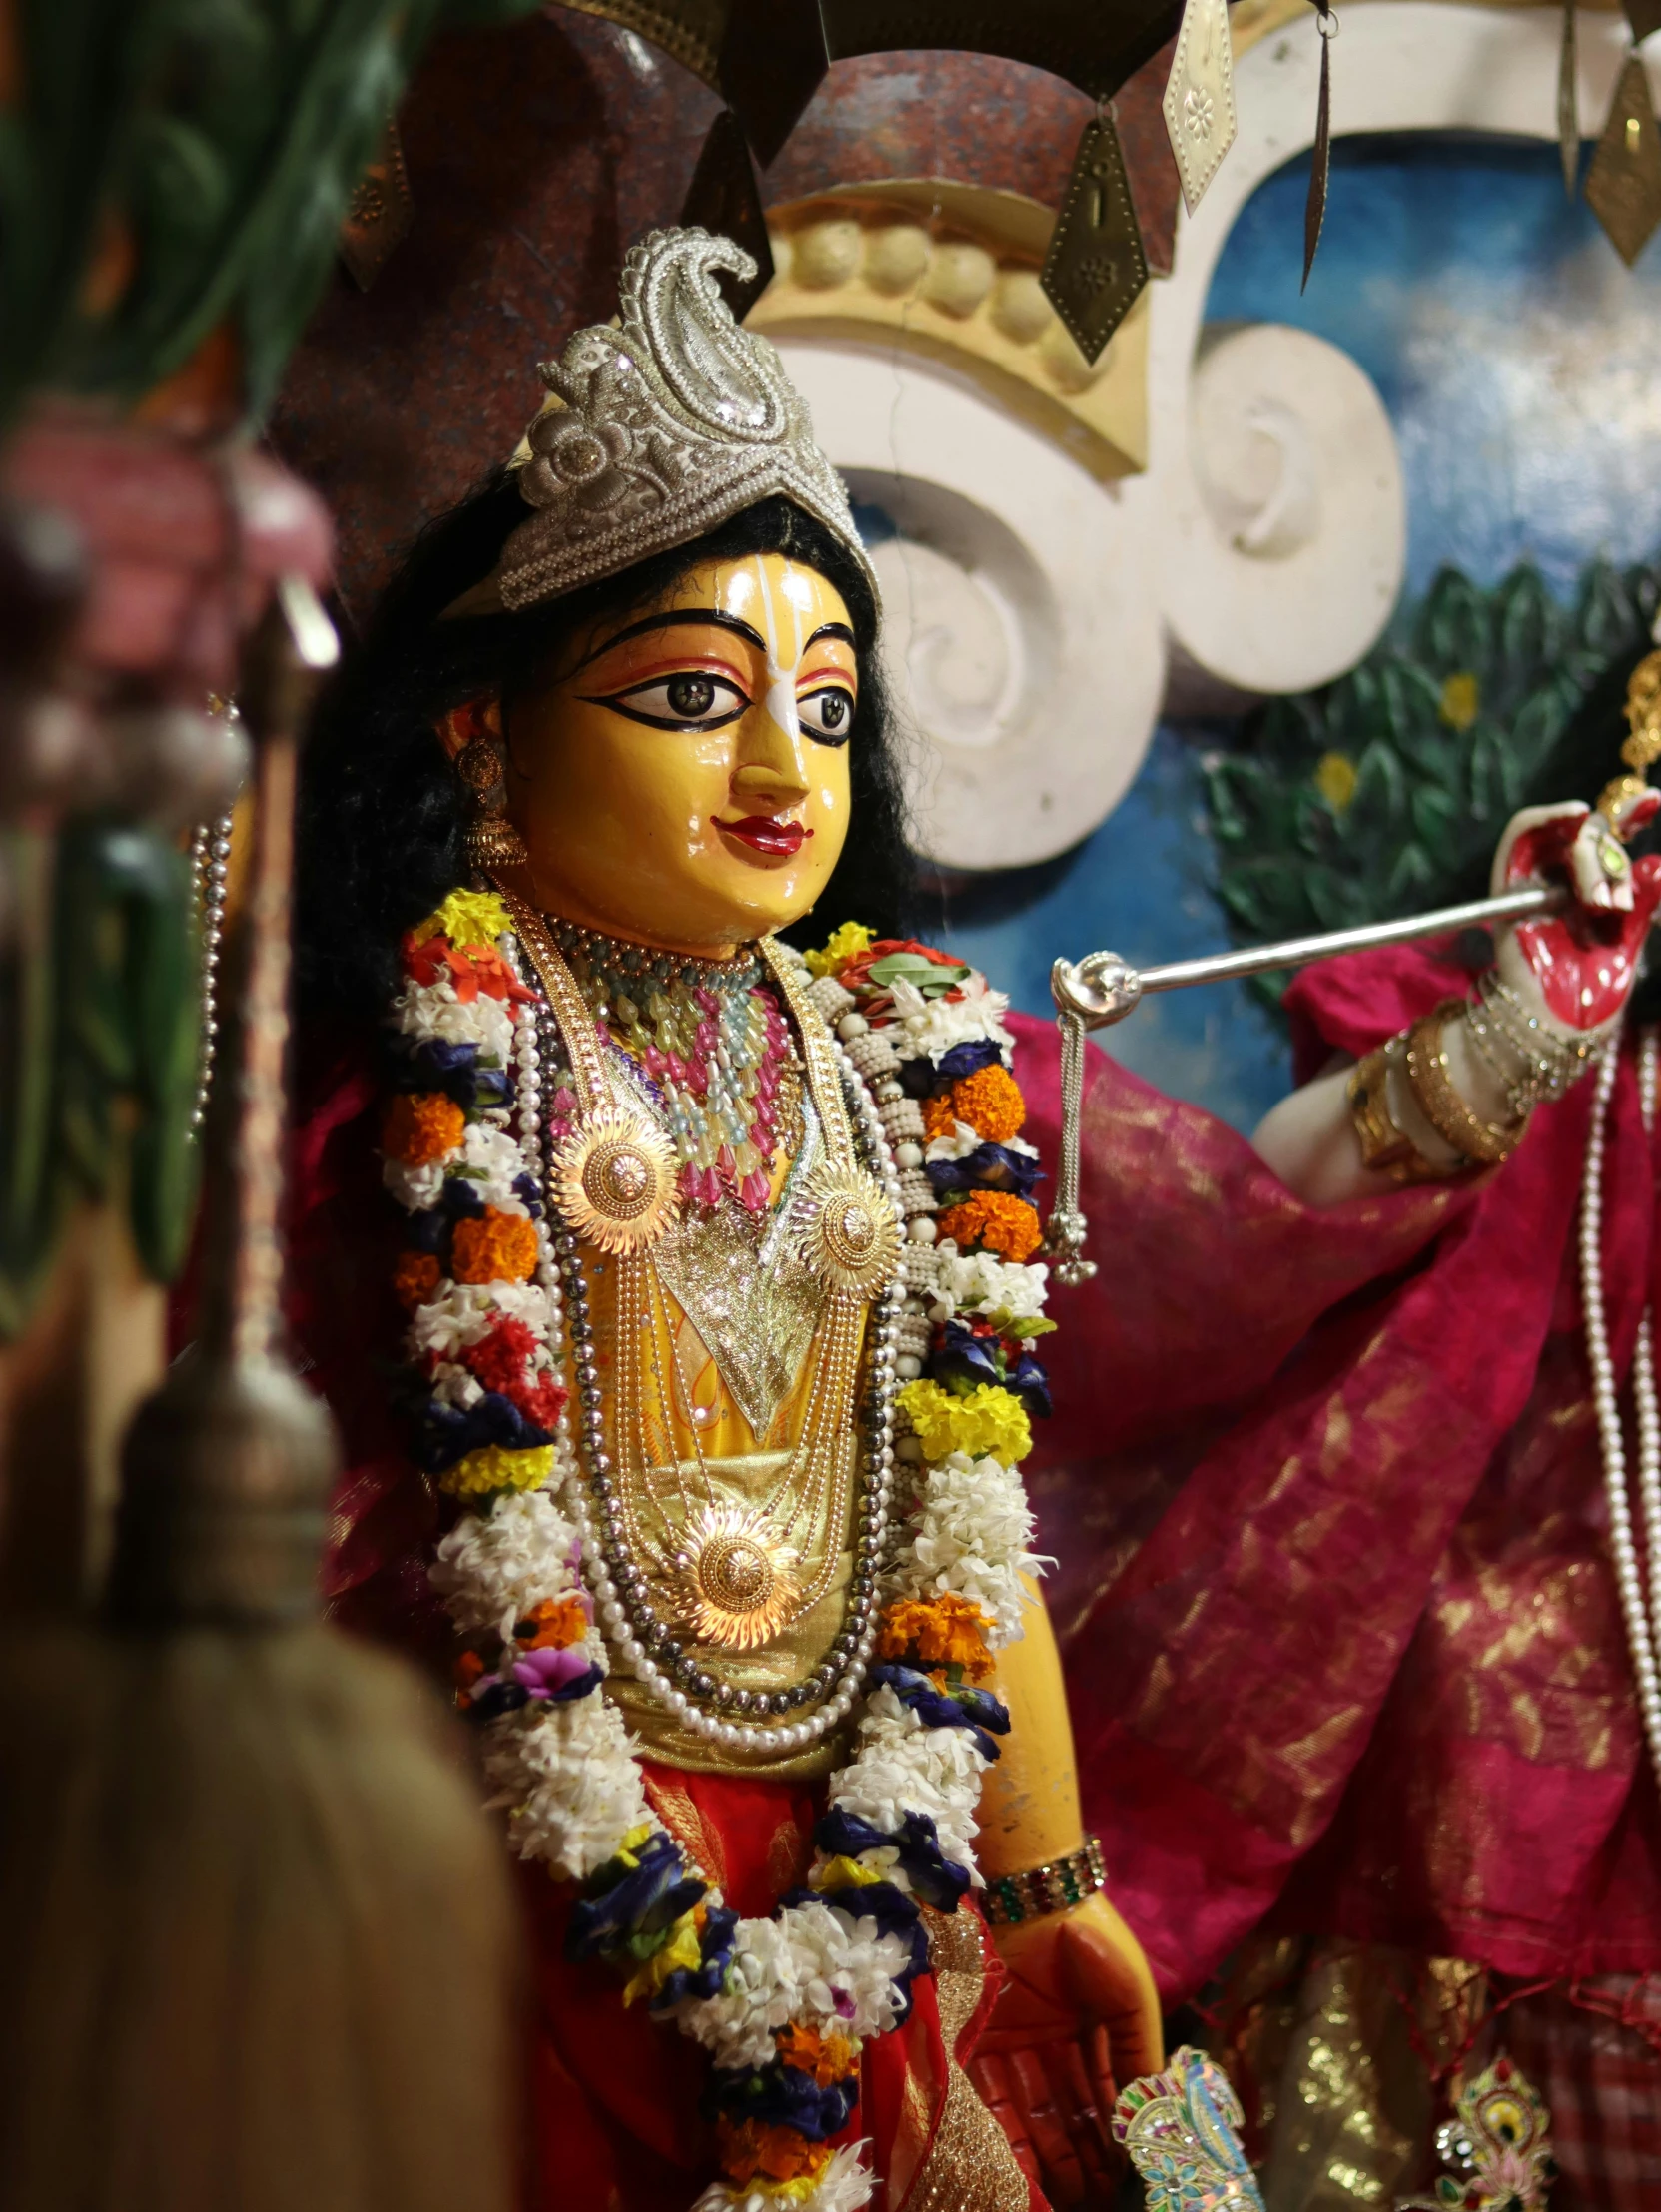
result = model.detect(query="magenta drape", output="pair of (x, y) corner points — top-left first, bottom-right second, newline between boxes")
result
(1009, 952), (1661, 2005)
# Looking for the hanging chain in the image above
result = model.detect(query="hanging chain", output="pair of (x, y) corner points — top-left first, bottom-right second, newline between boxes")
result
(1043, 1009), (1096, 1286)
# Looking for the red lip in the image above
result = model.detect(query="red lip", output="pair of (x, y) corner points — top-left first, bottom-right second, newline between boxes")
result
(715, 816), (810, 857)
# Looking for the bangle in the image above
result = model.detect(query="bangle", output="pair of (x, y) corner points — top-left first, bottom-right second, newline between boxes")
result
(1346, 1038), (1445, 1184)
(982, 1835), (1108, 1926)
(1404, 1000), (1527, 1166)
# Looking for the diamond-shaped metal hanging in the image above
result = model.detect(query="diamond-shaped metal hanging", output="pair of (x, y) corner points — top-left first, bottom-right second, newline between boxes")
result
(1162, 0), (1237, 216)
(1585, 53), (1661, 266)
(1040, 114), (1149, 366)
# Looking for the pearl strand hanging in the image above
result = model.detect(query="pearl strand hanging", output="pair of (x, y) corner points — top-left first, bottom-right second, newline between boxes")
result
(187, 809), (234, 1135)
(1581, 1024), (1661, 1783)
(513, 952), (905, 1756)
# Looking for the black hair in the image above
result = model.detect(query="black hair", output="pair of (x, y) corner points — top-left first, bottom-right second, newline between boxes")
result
(295, 474), (917, 1024)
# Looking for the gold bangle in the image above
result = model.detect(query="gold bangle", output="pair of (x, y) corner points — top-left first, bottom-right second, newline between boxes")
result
(982, 1835), (1108, 1926)
(1347, 1039), (1445, 1184)
(1404, 999), (1528, 1167)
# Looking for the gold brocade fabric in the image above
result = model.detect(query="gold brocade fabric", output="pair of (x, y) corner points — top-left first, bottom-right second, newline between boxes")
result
(891, 1908), (1031, 2212)
(577, 1104), (864, 1781)
(604, 1445), (858, 1779)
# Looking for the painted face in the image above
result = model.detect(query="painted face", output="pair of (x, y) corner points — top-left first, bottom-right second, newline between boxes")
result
(499, 553), (857, 956)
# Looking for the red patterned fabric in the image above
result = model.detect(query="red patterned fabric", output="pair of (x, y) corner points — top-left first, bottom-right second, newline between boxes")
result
(1504, 1976), (1661, 2211)
(1009, 957), (1661, 2009)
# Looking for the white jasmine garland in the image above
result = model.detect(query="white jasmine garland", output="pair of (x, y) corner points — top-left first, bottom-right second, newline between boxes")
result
(936, 1252), (1050, 1322)
(885, 972), (1014, 1063)
(479, 1687), (650, 1882)
(409, 1277), (554, 1359)
(430, 1485), (583, 1634)
(395, 917), (1049, 2212)
(897, 1451), (1042, 1643)
(391, 975), (516, 1059)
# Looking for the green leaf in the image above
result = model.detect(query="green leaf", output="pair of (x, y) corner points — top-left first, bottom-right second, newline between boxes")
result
(867, 952), (969, 997)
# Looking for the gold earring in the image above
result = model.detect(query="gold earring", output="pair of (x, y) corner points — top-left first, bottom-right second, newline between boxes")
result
(456, 730), (529, 870)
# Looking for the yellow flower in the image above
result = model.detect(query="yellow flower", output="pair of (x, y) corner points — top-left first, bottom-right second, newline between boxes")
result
(1438, 670), (1480, 734)
(804, 920), (874, 979)
(810, 1853), (884, 1893)
(412, 888), (513, 951)
(896, 1378), (1032, 1466)
(440, 1443), (554, 1498)
(1312, 750), (1357, 813)
(621, 1906), (705, 2007)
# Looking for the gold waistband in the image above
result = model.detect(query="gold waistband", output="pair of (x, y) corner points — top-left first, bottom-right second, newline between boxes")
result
(603, 1446), (856, 1781)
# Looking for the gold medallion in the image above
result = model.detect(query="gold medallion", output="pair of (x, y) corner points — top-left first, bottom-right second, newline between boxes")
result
(667, 1504), (801, 1650)
(794, 1161), (903, 1301)
(549, 1106), (679, 1255)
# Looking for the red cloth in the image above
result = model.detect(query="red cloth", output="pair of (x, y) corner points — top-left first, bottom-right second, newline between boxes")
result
(1009, 954), (1661, 2008)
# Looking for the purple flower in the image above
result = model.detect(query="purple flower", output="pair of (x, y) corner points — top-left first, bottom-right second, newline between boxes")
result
(513, 1644), (594, 1699)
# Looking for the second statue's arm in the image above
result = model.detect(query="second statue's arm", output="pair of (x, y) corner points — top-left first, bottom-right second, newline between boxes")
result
(966, 1577), (1163, 2203)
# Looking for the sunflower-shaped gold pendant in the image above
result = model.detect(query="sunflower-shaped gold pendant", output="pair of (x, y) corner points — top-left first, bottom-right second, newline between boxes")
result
(667, 1505), (802, 1649)
(794, 1161), (903, 1301)
(548, 1106), (679, 1256)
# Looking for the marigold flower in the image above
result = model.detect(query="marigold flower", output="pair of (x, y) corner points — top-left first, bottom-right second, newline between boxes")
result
(877, 1592), (996, 1680)
(412, 888), (513, 951)
(804, 919), (874, 979)
(940, 1188), (1043, 1264)
(717, 2118), (833, 2187)
(948, 1063), (1026, 1144)
(383, 1090), (466, 1167)
(775, 2023), (859, 2086)
(440, 1442), (554, 1498)
(451, 1206), (538, 1284)
(519, 1593), (590, 1651)
(896, 1377), (1032, 1467)
(394, 1250), (441, 1309)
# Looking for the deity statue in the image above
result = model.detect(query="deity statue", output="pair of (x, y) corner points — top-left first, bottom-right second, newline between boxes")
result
(1037, 686), (1661, 2205)
(290, 228), (1161, 2212)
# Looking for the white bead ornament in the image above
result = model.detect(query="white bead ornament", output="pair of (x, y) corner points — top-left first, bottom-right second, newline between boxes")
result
(1582, 1024), (1661, 1779)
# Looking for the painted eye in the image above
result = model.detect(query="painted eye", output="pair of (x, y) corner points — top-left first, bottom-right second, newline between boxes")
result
(589, 671), (748, 732)
(800, 686), (855, 745)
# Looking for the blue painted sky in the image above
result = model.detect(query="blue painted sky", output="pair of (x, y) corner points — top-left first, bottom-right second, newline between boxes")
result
(951, 134), (1661, 1130)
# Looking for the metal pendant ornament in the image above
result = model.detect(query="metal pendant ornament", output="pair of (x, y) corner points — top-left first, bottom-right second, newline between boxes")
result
(457, 730), (529, 871)
(1559, 2), (1580, 198)
(1040, 110), (1149, 367)
(1303, 2), (1339, 292)
(794, 1160), (903, 1301)
(548, 1106), (680, 1256)
(1163, 0), (1237, 217)
(667, 1503), (803, 1650)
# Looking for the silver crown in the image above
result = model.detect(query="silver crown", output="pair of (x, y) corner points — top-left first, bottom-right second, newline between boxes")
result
(449, 228), (877, 617)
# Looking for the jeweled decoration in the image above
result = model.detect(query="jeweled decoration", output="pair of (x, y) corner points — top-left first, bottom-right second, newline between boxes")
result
(1112, 2045), (1266, 2212)
(669, 1502), (803, 1649)
(1398, 2055), (1554, 2212)
(549, 1105), (679, 1256)
(795, 1160), (904, 1301)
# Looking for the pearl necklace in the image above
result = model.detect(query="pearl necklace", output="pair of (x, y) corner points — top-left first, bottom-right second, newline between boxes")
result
(1581, 1024), (1661, 1783)
(509, 939), (904, 1756)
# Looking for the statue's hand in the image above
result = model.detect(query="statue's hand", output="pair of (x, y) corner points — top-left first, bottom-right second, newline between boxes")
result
(1495, 794), (1661, 1035)
(967, 1890), (1163, 2207)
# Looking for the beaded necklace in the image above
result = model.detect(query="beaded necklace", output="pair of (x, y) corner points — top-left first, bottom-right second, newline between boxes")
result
(548, 918), (799, 1215)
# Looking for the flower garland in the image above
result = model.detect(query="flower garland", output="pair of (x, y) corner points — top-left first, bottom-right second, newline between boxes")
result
(381, 897), (1052, 2212)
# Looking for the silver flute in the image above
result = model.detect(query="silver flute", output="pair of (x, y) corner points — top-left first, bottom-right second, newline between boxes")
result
(1042, 881), (1568, 1284)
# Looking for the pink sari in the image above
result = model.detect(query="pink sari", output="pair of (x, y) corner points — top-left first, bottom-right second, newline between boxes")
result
(1010, 944), (1661, 2001)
